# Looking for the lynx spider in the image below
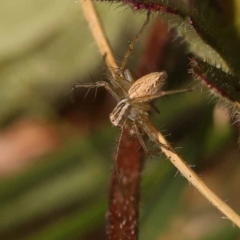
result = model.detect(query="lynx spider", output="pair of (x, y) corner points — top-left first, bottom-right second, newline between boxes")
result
(73, 12), (192, 179)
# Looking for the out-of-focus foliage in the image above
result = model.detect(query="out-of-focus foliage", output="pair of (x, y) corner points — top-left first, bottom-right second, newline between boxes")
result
(0, 1), (145, 125)
(0, 1), (239, 240)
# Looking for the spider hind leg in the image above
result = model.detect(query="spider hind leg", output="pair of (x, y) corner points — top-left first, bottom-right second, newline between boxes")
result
(132, 123), (151, 155)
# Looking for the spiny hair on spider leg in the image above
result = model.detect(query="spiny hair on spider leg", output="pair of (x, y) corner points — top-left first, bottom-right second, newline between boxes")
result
(116, 54), (134, 66)
(71, 80), (99, 103)
(152, 123), (168, 133)
(149, 150), (163, 159)
(156, 126), (168, 133)
(174, 170), (180, 178)
(88, 72), (96, 82)
(173, 146), (183, 155)
(135, 145), (144, 153)
(81, 87), (92, 102)
(188, 164), (196, 169)
(115, 54), (125, 61)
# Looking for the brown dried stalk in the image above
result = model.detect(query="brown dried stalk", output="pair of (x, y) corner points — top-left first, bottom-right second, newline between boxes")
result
(79, 0), (240, 231)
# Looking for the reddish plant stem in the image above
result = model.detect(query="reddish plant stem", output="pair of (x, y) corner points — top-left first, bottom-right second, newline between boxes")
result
(107, 129), (143, 240)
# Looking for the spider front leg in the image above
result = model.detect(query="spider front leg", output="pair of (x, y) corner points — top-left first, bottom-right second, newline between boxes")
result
(115, 11), (151, 79)
(132, 122), (171, 156)
(130, 87), (194, 104)
(71, 81), (121, 102)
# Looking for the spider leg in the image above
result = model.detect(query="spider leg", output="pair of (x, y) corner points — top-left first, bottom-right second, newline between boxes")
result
(114, 127), (126, 198)
(83, 87), (91, 101)
(150, 102), (160, 114)
(141, 122), (174, 153)
(133, 123), (167, 156)
(116, 11), (151, 78)
(123, 69), (138, 83)
(71, 81), (121, 101)
(132, 122), (150, 155)
(130, 87), (194, 103)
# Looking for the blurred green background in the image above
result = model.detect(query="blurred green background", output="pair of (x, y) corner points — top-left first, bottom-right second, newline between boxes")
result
(0, 1), (239, 240)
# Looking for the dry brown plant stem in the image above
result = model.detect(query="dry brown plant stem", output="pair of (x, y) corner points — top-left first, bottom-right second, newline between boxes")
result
(79, 0), (240, 228)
